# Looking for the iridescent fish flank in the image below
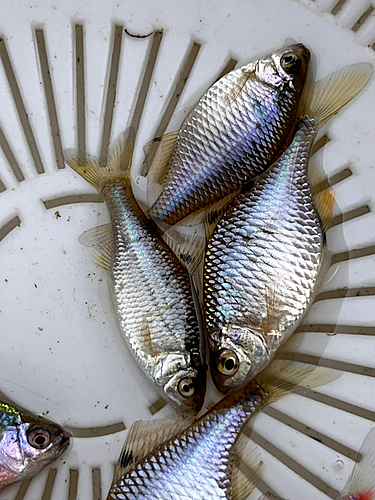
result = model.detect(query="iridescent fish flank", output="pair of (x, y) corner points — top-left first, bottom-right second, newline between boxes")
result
(0, 400), (70, 489)
(107, 341), (335, 500)
(65, 133), (205, 415)
(147, 44), (311, 227)
(204, 63), (373, 394)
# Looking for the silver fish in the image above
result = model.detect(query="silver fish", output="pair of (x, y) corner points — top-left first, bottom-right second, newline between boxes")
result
(257, 428), (375, 500)
(0, 400), (70, 489)
(203, 63), (373, 394)
(147, 43), (311, 227)
(107, 343), (335, 500)
(65, 133), (205, 415)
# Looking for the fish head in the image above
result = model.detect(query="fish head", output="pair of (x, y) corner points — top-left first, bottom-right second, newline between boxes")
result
(153, 352), (205, 415)
(0, 408), (70, 483)
(209, 325), (269, 394)
(254, 43), (310, 95)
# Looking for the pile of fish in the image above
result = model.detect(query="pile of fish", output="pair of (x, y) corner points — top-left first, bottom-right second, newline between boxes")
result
(1, 41), (374, 499)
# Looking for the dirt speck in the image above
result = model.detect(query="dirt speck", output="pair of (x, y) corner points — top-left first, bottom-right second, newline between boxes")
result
(38, 327), (43, 331)
(54, 211), (61, 219)
(34, 283), (38, 288)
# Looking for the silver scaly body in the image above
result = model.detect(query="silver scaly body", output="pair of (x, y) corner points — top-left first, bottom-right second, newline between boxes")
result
(204, 117), (324, 392)
(104, 180), (205, 413)
(150, 44), (310, 226)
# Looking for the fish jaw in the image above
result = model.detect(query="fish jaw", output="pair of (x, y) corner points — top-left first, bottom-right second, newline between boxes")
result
(152, 352), (206, 415)
(209, 326), (269, 394)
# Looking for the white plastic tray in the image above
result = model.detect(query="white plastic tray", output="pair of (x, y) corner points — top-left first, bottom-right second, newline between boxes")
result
(0, 0), (374, 498)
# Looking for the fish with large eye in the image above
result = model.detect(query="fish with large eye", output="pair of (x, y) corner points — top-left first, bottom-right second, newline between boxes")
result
(146, 43), (311, 229)
(65, 132), (206, 416)
(204, 60), (372, 394)
(27, 426), (52, 449)
(280, 51), (302, 73)
(0, 401), (70, 490)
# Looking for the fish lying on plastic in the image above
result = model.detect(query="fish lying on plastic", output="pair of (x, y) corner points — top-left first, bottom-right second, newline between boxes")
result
(203, 63), (373, 394)
(0, 400), (70, 489)
(106, 337), (336, 500)
(146, 43), (311, 227)
(258, 427), (375, 499)
(65, 132), (205, 415)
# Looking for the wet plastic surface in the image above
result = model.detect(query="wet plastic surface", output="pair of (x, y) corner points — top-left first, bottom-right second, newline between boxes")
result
(0, 0), (374, 498)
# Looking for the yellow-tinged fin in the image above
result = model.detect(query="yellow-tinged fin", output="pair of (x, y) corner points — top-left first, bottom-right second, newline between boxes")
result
(232, 436), (263, 500)
(112, 417), (193, 484)
(255, 333), (340, 404)
(302, 63), (373, 127)
(160, 190), (239, 273)
(146, 131), (179, 208)
(162, 225), (206, 274)
(78, 224), (113, 272)
(341, 427), (375, 497)
(64, 128), (135, 193)
(309, 159), (335, 233)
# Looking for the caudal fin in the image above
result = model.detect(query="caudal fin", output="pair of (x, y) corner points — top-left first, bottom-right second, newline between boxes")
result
(64, 128), (135, 193)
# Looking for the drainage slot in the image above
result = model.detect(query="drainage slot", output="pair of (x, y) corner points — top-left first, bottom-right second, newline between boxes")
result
(0, 216), (21, 242)
(41, 468), (57, 500)
(100, 25), (123, 166)
(65, 422), (125, 437)
(35, 29), (64, 170)
(42, 194), (103, 209)
(328, 204), (370, 229)
(75, 24), (86, 159)
(0, 38), (44, 174)
(352, 6), (375, 32)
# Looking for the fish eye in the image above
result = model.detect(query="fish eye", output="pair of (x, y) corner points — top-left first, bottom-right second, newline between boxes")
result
(27, 427), (52, 449)
(280, 52), (301, 73)
(217, 349), (239, 376)
(177, 377), (195, 397)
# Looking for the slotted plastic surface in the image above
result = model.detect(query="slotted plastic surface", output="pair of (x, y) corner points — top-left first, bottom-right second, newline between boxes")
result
(0, 0), (374, 499)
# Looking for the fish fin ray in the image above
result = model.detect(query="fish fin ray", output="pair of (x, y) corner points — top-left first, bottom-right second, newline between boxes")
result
(78, 224), (113, 272)
(112, 417), (192, 484)
(203, 190), (239, 241)
(225, 69), (253, 106)
(64, 128), (135, 192)
(232, 437), (262, 500)
(146, 131), (179, 208)
(309, 160), (335, 233)
(256, 334), (340, 403)
(162, 225), (206, 274)
(302, 63), (373, 127)
(341, 428), (375, 496)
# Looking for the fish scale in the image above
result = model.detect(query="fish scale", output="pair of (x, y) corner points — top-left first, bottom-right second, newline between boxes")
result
(204, 117), (323, 393)
(108, 388), (265, 500)
(149, 44), (310, 226)
(95, 174), (205, 413)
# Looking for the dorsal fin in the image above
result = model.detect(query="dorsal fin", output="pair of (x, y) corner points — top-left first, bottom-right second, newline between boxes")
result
(112, 417), (193, 484)
(146, 131), (179, 208)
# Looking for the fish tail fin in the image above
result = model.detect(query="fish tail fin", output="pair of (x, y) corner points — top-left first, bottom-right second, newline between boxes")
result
(64, 128), (136, 193)
(341, 428), (375, 498)
(256, 334), (339, 404)
(301, 63), (373, 127)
